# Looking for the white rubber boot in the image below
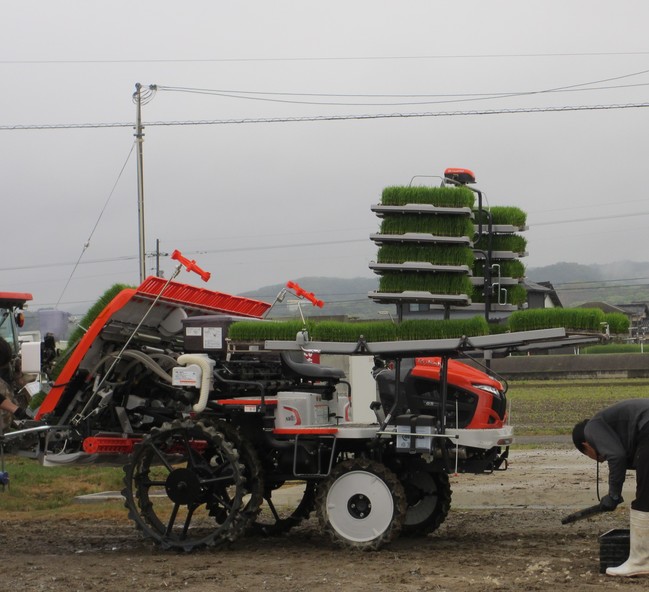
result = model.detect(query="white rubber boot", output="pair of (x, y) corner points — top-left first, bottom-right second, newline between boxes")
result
(607, 509), (649, 577)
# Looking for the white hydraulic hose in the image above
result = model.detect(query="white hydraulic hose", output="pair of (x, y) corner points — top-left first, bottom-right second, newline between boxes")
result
(177, 354), (213, 413)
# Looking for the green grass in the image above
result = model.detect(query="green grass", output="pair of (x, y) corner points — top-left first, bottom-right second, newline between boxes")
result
(377, 244), (475, 267)
(380, 215), (474, 237)
(581, 343), (646, 354)
(0, 456), (125, 512)
(507, 378), (649, 436)
(381, 185), (475, 208)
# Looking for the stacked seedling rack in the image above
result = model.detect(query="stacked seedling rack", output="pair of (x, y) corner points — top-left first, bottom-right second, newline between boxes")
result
(471, 205), (528, 318)
(369, 184), (476, 319)
(369, 171), (529, 322)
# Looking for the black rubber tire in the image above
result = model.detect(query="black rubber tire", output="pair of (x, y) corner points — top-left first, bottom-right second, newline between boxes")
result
(400, 469), (452, 537)
(252, 480), (317, 536)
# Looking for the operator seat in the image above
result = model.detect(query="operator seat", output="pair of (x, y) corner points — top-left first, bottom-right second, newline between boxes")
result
(374, 358), (415, 413)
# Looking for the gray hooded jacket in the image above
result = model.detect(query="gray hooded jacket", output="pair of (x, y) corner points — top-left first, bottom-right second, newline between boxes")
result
(584, 399), (649, 498)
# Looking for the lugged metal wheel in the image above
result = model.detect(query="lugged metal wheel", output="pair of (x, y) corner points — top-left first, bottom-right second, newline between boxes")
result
(316, 458), (406, 550)
(252, 480), (317, 536)
(400, 469), (452, 536)
(206, 419), (265, 530)
(122, 419), (247, 551)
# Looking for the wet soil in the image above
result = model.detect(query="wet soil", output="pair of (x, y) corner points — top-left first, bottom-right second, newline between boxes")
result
(0, 448), (646, 592)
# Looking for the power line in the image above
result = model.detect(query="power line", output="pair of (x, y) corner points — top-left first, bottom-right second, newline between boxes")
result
(155, 69), (649, 106)
(0, 238), (369, 272)
(3, 101), (649, 132)
(557, 282), (649, 293)
(3, 51), (649, 65)
(155, 82), (649, 107)
(532, 211), (649, 227)
(4, 199), (649, 272)
(554, 277), (649, 287)
(54, 142), (135, 309)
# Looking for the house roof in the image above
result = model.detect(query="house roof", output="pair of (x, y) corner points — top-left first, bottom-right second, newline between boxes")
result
(614, 303), (649, 318)
(578, 301), (628, 315)
(524, 280), (563, 308)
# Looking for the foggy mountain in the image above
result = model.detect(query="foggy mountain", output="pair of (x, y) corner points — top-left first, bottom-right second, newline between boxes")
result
(242, 261), (649, 317)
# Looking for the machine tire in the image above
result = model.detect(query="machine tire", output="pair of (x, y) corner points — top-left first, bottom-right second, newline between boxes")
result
(400, 469), (452, 536)
(122, 419), (247, 551)
(206, 419), (265, 530)
(316, 458), (406, 550)
(252, 480), (317, 536)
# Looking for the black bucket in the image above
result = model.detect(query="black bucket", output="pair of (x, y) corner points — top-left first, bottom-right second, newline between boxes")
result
(599, 529), (630, 574)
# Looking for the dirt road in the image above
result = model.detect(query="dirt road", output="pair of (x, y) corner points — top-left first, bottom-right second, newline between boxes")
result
(0, 448), (646, 592)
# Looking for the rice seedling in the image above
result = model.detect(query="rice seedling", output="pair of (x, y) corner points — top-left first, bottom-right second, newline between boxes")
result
(475, 206), (527, 227)
(380, 215), (474, 237)
(379, 273), (474, 295)
(228, 317), (490, 343)
(473, 259), (525, 279)
(312, 320), (397, 342)
(604, 312), (630, 334)
(51, 283), (133, 380)
(381, 185), (475, 208)
(376, 244), (475, 266)
(472, 284), (527, 305)
(473, 234), (527, 253)
(398, 317), (489, 339)
(508, 308), (608, 332)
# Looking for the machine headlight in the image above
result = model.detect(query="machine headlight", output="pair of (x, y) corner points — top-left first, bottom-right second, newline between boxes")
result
(472, 384), (501, 397)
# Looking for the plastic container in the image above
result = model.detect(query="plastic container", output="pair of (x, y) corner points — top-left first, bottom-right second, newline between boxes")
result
(599, 529), (629, 574)
(396, 414), (435, 452)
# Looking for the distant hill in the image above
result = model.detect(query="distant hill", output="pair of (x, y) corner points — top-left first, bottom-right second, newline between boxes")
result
(240, 276), (385, 319)
(527, 261), (649, 307)
(526, 262), (603, 285)
(34, 262), (649, 332)
(240, 262), (649, 318)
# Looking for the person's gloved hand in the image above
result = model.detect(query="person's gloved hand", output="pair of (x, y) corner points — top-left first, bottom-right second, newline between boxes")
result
(600, 494), (623, 511)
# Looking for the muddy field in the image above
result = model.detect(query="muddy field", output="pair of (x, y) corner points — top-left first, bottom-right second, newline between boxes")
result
(1, 448), (647, 591)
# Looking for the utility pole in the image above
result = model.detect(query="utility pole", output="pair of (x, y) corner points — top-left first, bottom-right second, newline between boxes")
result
(134, 83), (146, 283)
(155, 238), (166, 277)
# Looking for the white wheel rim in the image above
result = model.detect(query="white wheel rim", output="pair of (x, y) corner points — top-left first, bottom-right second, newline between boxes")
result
(326, 470), (394, 543)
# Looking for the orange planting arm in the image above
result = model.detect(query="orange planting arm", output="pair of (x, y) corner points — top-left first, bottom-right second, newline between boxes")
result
(171, 250), (211, 282)
(286, 281), (325, 308)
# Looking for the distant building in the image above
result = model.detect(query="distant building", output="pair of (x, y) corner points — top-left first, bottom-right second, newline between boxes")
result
(577, 301), (641, 337)
(524, 280), (562, 309)
(614, 303), (649, 330)
(401, 280), (562, 321)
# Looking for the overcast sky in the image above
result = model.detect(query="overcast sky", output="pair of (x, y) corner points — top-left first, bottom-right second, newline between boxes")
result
(2, 1), (649, 310)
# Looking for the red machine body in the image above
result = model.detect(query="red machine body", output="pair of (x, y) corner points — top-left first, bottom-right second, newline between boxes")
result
(410, 357), (507, 429)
